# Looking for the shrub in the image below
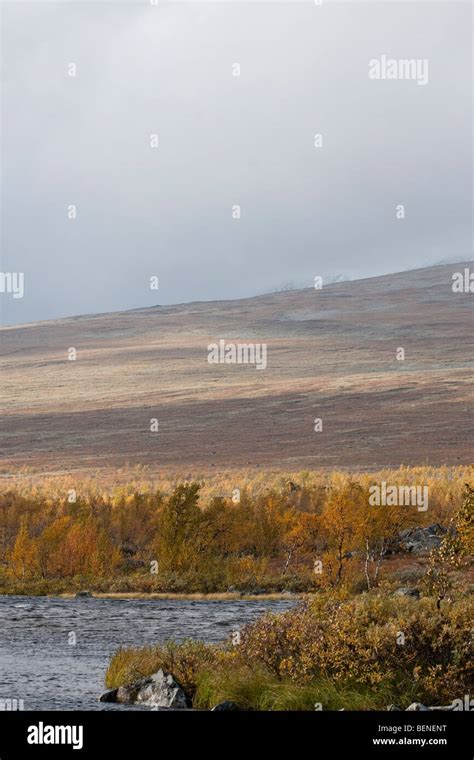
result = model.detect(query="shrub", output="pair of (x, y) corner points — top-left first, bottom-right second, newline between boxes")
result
(236, 594), (473, 704)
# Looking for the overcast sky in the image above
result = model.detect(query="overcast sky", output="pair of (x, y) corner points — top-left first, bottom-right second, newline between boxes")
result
(1, 0), (471, 325)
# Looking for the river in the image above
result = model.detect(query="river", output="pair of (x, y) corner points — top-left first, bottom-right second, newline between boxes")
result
(0, 595), (295, 710)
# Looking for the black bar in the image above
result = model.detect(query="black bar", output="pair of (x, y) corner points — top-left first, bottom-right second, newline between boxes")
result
(0, 710), (471, 758)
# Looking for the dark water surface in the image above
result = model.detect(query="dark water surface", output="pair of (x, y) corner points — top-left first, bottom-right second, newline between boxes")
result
(0, 596), (295, 710)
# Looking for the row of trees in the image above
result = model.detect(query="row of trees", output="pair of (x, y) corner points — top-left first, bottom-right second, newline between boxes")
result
(0, 475), (470, 590)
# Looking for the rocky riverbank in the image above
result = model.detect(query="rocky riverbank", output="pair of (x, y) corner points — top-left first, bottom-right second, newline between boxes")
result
(99, 667), (468, 712)
(103, 592), (473, 712)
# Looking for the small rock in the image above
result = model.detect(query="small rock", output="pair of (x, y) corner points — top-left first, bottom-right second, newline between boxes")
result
(406, 703), (430, 711)
(386, 704), (401, 711)
(211, 701), (240, 711)
(98, 688), (118, 703)
(75, 591), (93, 599)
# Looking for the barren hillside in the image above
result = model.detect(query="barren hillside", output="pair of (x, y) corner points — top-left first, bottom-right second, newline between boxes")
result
(1, 262), (472, 474)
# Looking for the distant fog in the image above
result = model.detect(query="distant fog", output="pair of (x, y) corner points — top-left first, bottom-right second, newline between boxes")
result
(1, 0), (471, 324)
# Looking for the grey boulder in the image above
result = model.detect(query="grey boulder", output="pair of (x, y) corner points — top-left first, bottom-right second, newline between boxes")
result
(99, 669), (188, 709)
(398, 525), (446, 555)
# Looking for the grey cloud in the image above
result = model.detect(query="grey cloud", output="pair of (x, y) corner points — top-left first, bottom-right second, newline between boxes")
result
(1, 0), (471, 324)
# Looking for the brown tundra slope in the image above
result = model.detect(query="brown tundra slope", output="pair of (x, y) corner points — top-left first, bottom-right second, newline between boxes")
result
(0, 262), (472, 475)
